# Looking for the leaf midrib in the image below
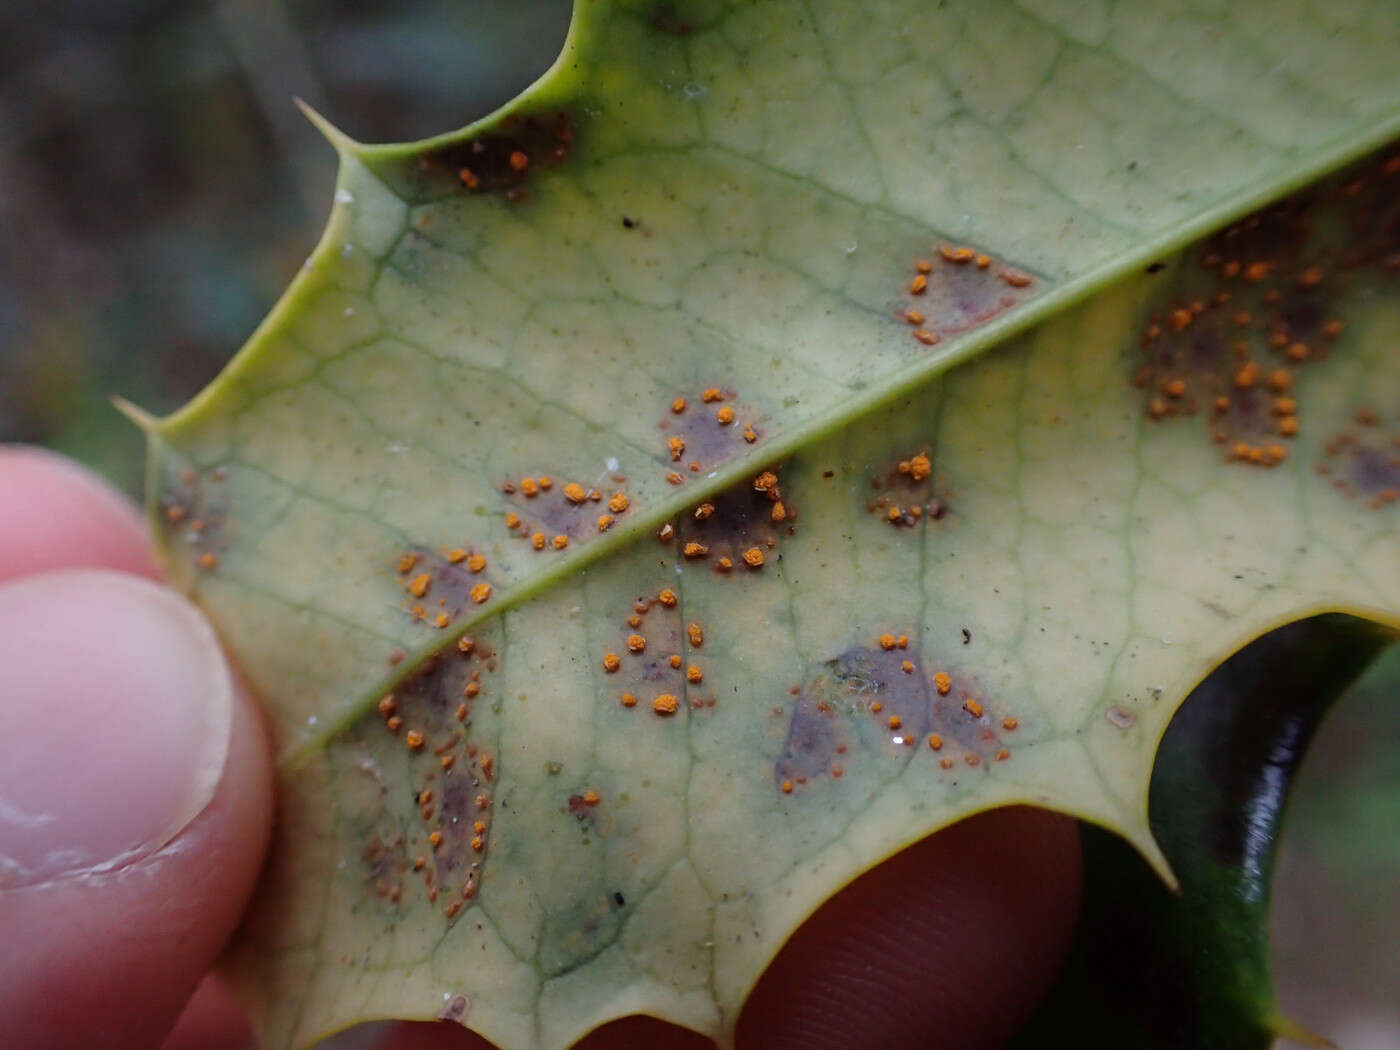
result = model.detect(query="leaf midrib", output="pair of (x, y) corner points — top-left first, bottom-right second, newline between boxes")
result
(165, 82), (1400, 769)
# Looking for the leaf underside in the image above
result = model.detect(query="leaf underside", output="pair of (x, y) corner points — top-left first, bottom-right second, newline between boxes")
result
(140, 1), (1400, 1047)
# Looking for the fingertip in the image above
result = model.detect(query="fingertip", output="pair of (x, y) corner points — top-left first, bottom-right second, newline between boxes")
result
(0, 581), (274, 1049)
(0, 445), (158, 582)
(570, 1016), (714, 1050)
(163, 976), (256, 1050)
(0, 571), (235, 886)
(736, 806), (1082, 1050)
(366, 1021), (499, 1050)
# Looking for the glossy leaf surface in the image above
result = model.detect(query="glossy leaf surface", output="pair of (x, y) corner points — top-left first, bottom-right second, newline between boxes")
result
(1010, 615), (1397, 1050)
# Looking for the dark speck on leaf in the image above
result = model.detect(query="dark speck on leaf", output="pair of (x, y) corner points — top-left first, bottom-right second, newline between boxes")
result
(622, 216), (636, 229)
(961, 628), (972, 645)
(1145, 261), (1165, 274)
(649, 2), (694, 34)
(612, 891), (626, 907)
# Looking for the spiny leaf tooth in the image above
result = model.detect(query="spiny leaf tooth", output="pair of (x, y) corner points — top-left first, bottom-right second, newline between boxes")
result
(1126, 824), (1178, 893)
(109, 395), (158, 433)
(1268, 1012), (1337, 1049)
(294, 97), (359, 156)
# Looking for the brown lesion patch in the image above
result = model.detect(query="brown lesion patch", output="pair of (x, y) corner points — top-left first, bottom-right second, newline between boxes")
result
(361, 831), (410, 906)
(657, 387), (765, 483)
(776, 635), (1020, 793)
(1317, 408), (1400, 509)
(774, 681), (850, 792)
(601, 590), (716, 716)
(648, 2), (696, 35)
(1134, 147), (1400, 467)
(894, 243), (1038, 348)
(921, 658), (1018, 770)
(394, 546), (494, 627)
(1133, 223), (1331, 468)
(667, 466), (794, 573)
(499, 473), (633, 550)
(829, 643), (931, 754)
(867, 448), (950, 528)
(409, 111), (576, 204)
(370, 636), (499, 920)
(157, 462), (229, 575)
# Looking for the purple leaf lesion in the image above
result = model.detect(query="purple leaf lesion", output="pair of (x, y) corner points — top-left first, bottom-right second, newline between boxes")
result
(497, 471), (635, 551)
(1317, 409), (1399, 509)
(890, 242), (1040, 349)
(596, 588), (717, 718)
(359, 630), (501, 922)
(392, 545), (496, 629)
(656, 386), (766, 485)
(666, 463), (794, 574)
(405, 110), (578, 205)
(777, 639), (1022, 794)
(1132, 147), (1400, 473)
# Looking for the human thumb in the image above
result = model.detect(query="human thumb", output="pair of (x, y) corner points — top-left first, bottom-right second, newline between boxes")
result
(0, 570), (273, 1049)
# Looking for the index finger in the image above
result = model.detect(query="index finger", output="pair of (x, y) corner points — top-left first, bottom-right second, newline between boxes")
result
(0, 445), (158, 582)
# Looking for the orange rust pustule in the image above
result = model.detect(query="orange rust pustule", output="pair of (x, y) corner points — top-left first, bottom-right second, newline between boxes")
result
(1134, 148), (1400, 466)
(894, 243), (1038, 349)
(675, 466), (795, 574)
(656, 387), (764, 481)
(157, 462), (229, 575)
(776, 644), (1017, 795)
(867, 448), (950, 528)
(500, 476), (630, 548)
(410, 111), (576, 202)
(1317, 414), (1400, 508)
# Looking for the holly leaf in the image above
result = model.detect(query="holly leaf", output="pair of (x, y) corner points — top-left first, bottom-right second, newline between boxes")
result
(135, 1), (1400, 1047)
(1009, 614), (1396, 1050)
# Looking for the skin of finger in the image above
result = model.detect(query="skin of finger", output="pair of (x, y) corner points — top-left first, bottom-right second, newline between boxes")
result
(369, 1014), (710, 1050)
(0, 673), (274, 1050)
(0, 447), (274, 1048)
(375, 1013), (843, 1050)
(369, 808), (1080, 1050)
(163, 976), (257, 1050)
(0, 446), (159, 582)
(736, 806), (1082, 1050)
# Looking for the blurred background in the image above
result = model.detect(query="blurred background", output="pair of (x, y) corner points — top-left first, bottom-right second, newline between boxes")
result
(0, 2), (1395, 1046)
(0, 0), (572, 490)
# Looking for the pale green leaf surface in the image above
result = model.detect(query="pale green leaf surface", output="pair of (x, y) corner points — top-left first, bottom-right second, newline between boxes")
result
(142, 1), (1400, 1047)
